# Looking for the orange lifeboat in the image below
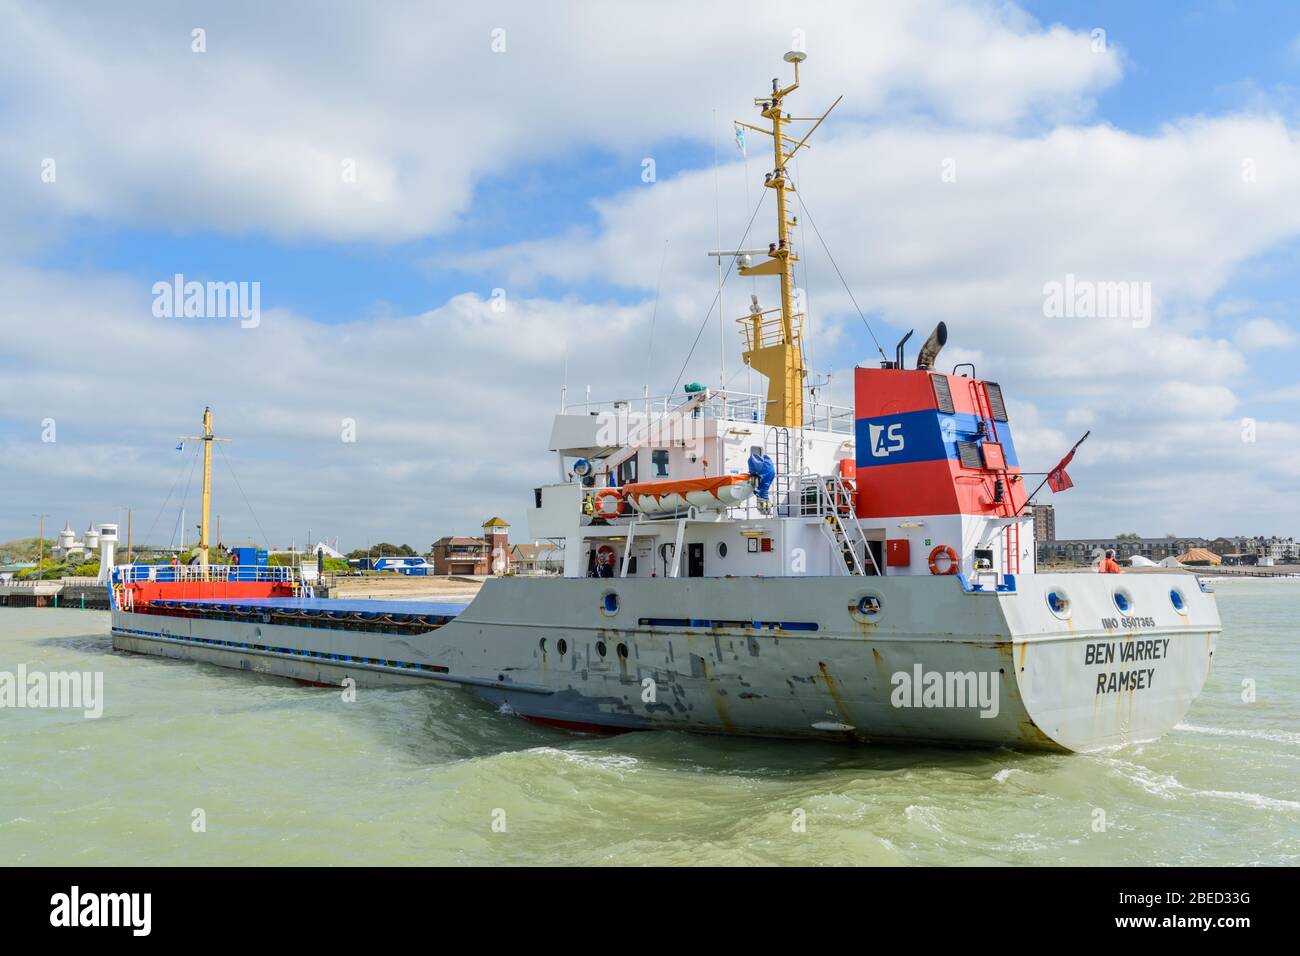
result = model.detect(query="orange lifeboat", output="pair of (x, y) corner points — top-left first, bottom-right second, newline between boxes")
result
(622, 475), (753, 517)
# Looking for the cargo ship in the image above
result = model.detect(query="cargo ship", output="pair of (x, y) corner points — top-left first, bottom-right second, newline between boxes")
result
(110, 51), (1221, 752)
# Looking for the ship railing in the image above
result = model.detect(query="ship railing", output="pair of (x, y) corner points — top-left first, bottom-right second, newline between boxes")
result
(561, 389), (854, 438)
(736, 308), (805, 352)
(562, 388), (768, 423)
(113, 564), (298, 584)
(803, 401), (855, 435)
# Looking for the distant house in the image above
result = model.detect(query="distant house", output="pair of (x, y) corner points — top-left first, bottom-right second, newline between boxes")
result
(1040, 536), (1209, 565)
(429, 518), (511, 575)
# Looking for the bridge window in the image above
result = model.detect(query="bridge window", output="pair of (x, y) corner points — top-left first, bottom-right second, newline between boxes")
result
(651, 449), (669, 477)
(617, 457), (638, 486)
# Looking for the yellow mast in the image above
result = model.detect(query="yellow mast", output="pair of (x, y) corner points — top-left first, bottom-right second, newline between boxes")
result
(181, 407), (228, 579)
(734, 50), (839, 429)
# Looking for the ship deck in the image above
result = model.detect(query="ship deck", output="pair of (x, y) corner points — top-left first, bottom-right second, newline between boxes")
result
(134, 596), (470, 634)
(154, 596), (469, 617)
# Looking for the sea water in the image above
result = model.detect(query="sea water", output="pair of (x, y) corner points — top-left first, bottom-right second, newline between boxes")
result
(1, 579), (1295, 865)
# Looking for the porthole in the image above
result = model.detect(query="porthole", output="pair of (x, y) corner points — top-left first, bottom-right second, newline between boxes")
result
(601, 591), (620, 615)
(616, 642), (629, 659)
(1113, 590), (1132, 614)
(1169, 589), (1186, 613)
(717, 542), (728, 559)
(850, 594), (883, 622)
(1046, 589), (1071, 620)
(538, 637), (547, 652)
(596, 640), (607, 657)
(557, 638), (568, 655)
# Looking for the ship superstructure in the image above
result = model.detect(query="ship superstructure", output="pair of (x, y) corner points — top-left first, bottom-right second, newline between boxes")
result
(111, 51), (1221, 752)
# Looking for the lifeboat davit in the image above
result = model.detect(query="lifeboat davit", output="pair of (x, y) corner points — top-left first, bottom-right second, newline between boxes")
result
(621, 475), (753, 516)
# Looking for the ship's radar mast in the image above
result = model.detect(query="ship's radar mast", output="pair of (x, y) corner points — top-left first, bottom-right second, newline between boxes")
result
(715, 49), (840, 429)
(180, 406), (229, 579)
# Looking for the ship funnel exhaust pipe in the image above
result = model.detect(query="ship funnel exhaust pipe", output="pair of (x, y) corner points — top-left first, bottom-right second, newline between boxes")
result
(891, 329), (913, 370)
(916, 322), (948, 371)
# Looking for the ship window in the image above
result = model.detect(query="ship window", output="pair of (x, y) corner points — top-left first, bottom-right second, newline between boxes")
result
(1046, 589), (1071, 619)
(931, 375), (956, 414)
(984, 382), (1009, 422)
(617, 456), (638, 486)
(1170, 589), (1186, 612)
(1113, 590), (1132, 614)
(651, 449), (669, 477)
(851, 594), (883, 622)
(956, 441), (983, 469)
(717, 542), (728, 558)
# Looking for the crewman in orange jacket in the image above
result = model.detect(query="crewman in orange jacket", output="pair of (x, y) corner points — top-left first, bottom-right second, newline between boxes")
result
(1098, 549), (1123, 574)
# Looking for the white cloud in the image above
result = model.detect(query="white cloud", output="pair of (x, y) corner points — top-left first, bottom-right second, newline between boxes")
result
(0, 0), (1119, 243)
(1234, 316), (1298, 350)
(0, 266), (676, 547)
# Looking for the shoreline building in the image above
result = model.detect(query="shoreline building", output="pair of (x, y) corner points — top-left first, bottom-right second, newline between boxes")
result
(429, 518), (511, 575)
(53, 523), (103, 562)
(1031, 504), (1056, 544)
(1040, 536), (1209, 565)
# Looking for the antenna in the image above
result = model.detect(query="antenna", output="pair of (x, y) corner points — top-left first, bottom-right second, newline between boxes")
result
(726, 49), (837, 430)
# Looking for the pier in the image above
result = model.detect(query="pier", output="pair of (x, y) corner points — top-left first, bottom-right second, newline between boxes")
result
(0, 576), (111, 609)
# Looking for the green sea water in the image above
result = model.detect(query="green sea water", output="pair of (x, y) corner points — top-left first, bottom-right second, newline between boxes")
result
(1, 579), (1296, 866)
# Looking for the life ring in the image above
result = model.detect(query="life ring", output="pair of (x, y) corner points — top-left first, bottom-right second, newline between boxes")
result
(928, 544), (959, 575)
(592, 488), (625, 519)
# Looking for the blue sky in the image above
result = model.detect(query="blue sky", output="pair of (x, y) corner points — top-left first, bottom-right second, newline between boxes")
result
(2, 1), (1298, 549)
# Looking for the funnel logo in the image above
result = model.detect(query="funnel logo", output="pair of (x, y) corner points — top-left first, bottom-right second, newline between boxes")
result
(868, 422), (905, 458)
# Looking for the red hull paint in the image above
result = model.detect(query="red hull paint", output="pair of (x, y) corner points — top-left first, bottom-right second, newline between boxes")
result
(521, 714), (638, 736)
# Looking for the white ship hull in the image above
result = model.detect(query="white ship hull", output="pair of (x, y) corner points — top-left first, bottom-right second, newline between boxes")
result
(111, 570), (1220, 752)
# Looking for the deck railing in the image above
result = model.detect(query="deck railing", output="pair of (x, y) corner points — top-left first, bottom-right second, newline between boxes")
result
(561, 388), (854, 436)
(113, 564), (297, 584)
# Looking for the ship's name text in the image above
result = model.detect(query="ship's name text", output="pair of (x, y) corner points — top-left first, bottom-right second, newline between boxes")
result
(1085, 638), (1170, 696)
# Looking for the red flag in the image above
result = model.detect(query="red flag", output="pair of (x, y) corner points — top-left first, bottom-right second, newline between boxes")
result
(1047, 431), (1089, 493)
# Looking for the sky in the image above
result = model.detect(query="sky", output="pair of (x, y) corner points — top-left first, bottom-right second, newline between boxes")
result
(1, 0), (1299, 551)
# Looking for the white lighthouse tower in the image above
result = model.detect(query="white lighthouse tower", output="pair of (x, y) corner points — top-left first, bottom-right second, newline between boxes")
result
(56, 522), (77, 559)
(96, 524), (119, 584)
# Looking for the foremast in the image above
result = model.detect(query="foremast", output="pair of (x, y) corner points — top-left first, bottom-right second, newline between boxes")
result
(181, 406), (227, 579)
(732, 50), (839, 430)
